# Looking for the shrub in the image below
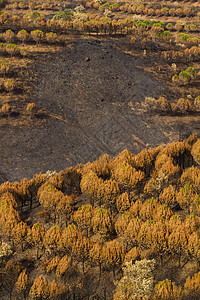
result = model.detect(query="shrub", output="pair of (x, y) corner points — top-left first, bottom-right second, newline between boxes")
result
(26, 103), (38, 118)
(13, 2), (18, 9)
(4, 79), (16, 92)
(178, 71), (191, 85)
(176, 98), (192, 113)
(0, 242), (13, 259)
(185, 67), (196, 79)
(20, 48), (28, 58)
(194, 96), (200, 110)
(0, 62), (9, 78)
(19, 2), (25, 9)
(53, 9), (73, 22)
(191, 139), (200, 165)
(1, 103), (11, 117)
(153, 279), (182, 299)
(188, 37), (199, 47)
(159, 185), (177, 207)
(3, 29), (15, 43)
(17, 29), (29, 45)
(0, 42), (4, 54)
(183, 272), (200, 298)
(46, 32), (57, 44)
(114, 259), (155, 299)
(166, 23), (173, 30)
(29, 2), (35, 10)
(41, 3), (48, 10)
(174, 23), (183, 32)
(31, 30), (44, 45)
(144, 97), (157, 110)
(6, 44), (17, 58)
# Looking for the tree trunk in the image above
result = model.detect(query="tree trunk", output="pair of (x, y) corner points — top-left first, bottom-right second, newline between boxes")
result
(9, 289), (12, 300)
(104, 288), (106, 300)
(30, 198), (32, 210)
(197, 260), (200, 270)
(73, 287), (76, 300)
(99, 263), (102, 277)
(178, 252), (181, 268)
(113, 268), (115, 278)
(82, 261), (85, 273)
(160, 253), (163, 266)
(36, 247), (39, 259)
(54, 214), (56, 224)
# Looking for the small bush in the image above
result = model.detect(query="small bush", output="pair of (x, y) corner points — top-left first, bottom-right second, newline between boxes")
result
(4, 79), (16, 92)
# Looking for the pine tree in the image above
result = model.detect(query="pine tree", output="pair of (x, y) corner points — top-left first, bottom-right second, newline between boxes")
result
(72, 235), (92, 273)
(115, 212), (130, 236)
(56, 255), (71, 278)
(46, 32), (57, 44)
(92, 208), (114, 238)
(30, 30), (44, 46)
(44, 226), (61, 255)
(13, 221), (31, 251)
(184, 272), (200, 299)
(59, 224), (80, 259)
(90, 242), (104, 276)
(125, 217), (142, 247)
(4, 260), (23, 300)
(159, 185), (177, 207)
(168, 224), (188, 267)
(176, 184), (196, 212)
(31, 222), (46, 259)
(73, 205), (94, 237)
(188, 232), (200, 268)
(29, 275), (49, 300)
(49, 280), (66, 299)
(15, 269), (29, 300)
(116, 193), (131, 213)
(3, 29), (15, 43)
(102, 240), (125, 277)
(46, 256), (60, 274)
(17, 30), (29, 45)
(153, 279), (182, 300)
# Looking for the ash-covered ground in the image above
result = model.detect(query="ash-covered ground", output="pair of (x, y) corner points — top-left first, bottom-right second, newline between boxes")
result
(0, 39), (197, 182)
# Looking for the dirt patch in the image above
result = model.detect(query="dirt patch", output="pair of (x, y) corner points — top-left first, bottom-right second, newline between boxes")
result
(0, 38), (199, 182)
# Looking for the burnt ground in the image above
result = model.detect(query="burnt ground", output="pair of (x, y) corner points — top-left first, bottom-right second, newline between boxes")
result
(1, 38), (200, 182)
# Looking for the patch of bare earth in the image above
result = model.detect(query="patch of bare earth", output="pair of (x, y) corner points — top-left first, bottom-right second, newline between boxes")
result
(0, 39), (199, 182)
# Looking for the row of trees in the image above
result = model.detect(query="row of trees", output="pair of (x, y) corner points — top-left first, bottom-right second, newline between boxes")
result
(119, 4), (195, 18)
(9, 1), (51, 11)
(0, 102), (39, 119)
(2, 29), (58, 45)
(85, 1), (196, 18)
(0, 42), (28, 58)
(144, 95), (200, 115)
(1, 10), (199, 44)
(0, 137), (198, 218)
(162, 46), (200, 63)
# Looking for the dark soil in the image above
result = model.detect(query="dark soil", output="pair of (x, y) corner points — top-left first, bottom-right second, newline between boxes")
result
(1, 38), (199, 182)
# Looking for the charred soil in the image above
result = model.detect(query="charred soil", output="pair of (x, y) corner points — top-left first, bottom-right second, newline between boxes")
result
(0, 38), (199, 182)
